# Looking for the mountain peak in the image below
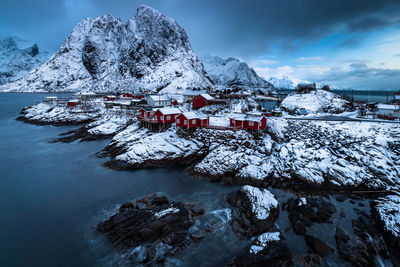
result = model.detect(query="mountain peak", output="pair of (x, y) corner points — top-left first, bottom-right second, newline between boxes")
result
(1, 6), (211, 93)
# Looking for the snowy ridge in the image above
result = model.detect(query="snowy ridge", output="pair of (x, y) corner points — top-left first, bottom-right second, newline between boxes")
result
(1, 5), (211, 93)
(0, 37), (50, 85)
(201, 55), (273, 90)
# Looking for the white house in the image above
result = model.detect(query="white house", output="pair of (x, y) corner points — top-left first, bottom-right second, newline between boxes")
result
(377, 104), (400, 119)
(145, 95), (171, 107)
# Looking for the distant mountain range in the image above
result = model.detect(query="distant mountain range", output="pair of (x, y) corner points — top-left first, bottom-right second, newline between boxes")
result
(201, 55), (274, 90)
(0, 37), (50, 85)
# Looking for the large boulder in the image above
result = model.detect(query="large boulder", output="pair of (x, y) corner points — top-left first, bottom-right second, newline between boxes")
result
(227, 185), (279, 237)
(97, 193), (206, 265)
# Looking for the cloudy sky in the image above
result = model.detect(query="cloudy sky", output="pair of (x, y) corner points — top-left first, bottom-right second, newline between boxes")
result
(1, 0), (400, 90)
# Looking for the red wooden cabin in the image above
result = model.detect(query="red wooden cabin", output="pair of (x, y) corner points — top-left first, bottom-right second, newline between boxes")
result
(192, 94), (215, 108)
(123, 93), (133, 98)
(138, 108), (155, 118)
(230, 113), (267, 130)
(153, 108), (181, 123)
(176, 112), (209, 129)
(67, 99), (80, 107)
(244, 116), (267, 130)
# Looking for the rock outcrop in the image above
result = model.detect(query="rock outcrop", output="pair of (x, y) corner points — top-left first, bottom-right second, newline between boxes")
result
(97, 193), (206, 265)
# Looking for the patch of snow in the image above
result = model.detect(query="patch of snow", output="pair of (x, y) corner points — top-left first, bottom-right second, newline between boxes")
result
(249, 232), (280, 254)
(154, 207), (180, 219)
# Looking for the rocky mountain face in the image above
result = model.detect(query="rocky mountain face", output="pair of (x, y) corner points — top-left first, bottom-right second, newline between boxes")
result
(268, 76), (295, 89)
(201, 55), (274, 90)
(0, 37), (50, 85)
(0, 5), (212, 93)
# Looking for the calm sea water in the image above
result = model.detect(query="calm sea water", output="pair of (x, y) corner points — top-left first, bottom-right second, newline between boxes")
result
(0, 93), (240, 267)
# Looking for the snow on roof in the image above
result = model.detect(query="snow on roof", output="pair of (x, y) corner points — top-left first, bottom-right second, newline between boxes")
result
(200, 93), (214, 100)
(246, 115), (265, 122)
(377, 104), (399, 110)
(156, 107), (181, 115)
(179, 112), (208, 120)
(230, 112), (265, 122)
(230, 113), (247, 120)
(180, 112), (199, 120)
(147, 95), (170, 101)
(45, 96), (58, 99)
(68, 99), (80, 103)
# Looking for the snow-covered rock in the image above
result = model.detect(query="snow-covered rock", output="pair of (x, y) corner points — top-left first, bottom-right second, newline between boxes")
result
(280, 89), (349, 114)
(106, 117), (400, 190)
(201, 55), (273, 90)
(1, 5), (211, 93)
(0, 37), (50, 85)
(19, 102), (101, 124)
(374, 195), (400, 238)
(241, 185), (278, 220)
(249, 232), (280, 254)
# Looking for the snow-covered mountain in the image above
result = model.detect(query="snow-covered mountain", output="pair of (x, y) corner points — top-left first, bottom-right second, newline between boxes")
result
(0, 5), (212, 93)
(268, 76), (295, 89)
(0, 37), (50, 85)
(201, 55), (274, 90)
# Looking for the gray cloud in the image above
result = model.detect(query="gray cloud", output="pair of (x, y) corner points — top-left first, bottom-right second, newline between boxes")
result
(311, 63), (400, 89)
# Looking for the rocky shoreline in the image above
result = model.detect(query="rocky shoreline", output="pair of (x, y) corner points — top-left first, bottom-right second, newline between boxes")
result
(17, 102), (400, 266)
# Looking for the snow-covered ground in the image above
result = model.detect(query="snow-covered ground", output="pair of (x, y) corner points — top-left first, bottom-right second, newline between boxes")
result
(107, 116), (400, 190)
(20, 102), (102, 124)
(280, 90), (349, 114)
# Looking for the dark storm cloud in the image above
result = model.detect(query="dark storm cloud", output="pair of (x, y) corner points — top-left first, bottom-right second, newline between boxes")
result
(1, 0), (400, 56)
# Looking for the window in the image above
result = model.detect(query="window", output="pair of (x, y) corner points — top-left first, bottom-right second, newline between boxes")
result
(176, 119), (180, 123)
(166, 115), (171, 120)
(249, 121), (254, 126)
(160, 116), (164, 121)
(184, 120), (187, 125)
(192, 119), (196, 124)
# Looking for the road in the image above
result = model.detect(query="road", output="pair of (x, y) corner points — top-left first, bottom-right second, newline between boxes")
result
(284, 115), (400, 124)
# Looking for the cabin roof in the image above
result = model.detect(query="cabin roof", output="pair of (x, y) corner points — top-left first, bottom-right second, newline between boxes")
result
(179, 112), (208, 120)
(200, 93), (214, 100)
(156, 107), (181, 115)
(147, 95), (170, 101)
